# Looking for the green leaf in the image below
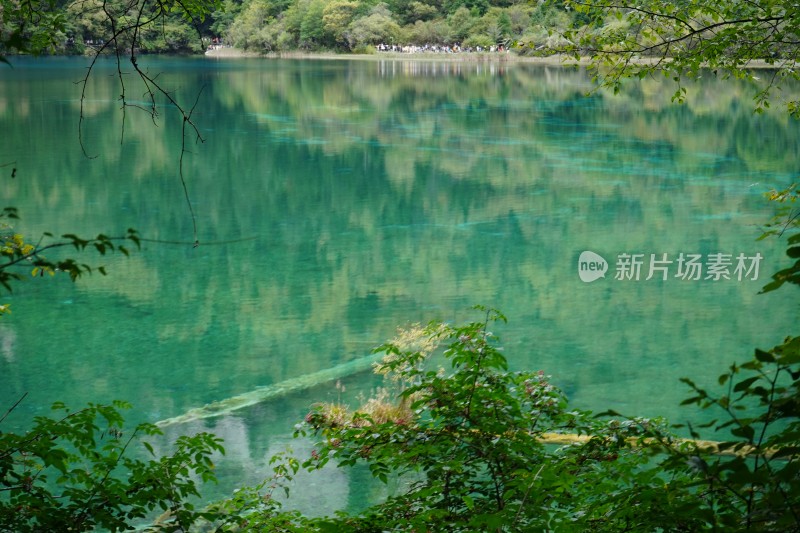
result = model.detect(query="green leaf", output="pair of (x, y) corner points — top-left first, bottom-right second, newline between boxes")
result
(462, 494), (475, 509)
(733, 376), (760, 392)
(731, 424), (755, 441)
(759, 279), (785, 293)
(755, 349), (775, 363)
(143, 441), (155, 456)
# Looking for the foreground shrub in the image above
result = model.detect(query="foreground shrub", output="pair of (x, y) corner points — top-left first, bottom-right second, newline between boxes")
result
(224, 308), (800, 532)
(256, 308), (681, 531)
(0, 401), (224, 532)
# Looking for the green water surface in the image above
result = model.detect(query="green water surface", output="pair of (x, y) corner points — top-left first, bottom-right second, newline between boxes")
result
(1, 56), (798, 513)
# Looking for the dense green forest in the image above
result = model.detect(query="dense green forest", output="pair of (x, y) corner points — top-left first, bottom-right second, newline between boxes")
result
(3, 0), (799, 88)
(218, 0), (585, 53)
(0, 0), (582, 55)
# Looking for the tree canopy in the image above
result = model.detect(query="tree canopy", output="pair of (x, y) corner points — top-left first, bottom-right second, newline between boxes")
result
(557, 0), (800, 117)
(0, 0), (222, 59)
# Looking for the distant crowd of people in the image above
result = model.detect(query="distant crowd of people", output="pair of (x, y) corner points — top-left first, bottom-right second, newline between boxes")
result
(201, 40), (509, 55)
(376, 43), (508, 54)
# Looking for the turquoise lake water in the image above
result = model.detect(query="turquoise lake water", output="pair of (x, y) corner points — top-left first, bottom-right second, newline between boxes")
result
(1, 56), (798, 512)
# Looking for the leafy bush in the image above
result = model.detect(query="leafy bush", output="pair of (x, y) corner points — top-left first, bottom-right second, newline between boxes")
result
(214, 306), (800, 532)
(461, 33), (494, 49)
(0, 400), (225, 532)
(244, 309), (672, 530)
(350, 43), (377, 54)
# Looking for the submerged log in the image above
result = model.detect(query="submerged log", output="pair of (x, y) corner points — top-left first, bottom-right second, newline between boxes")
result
(538, 432), (778, 458)
(155, 352), (385, 428)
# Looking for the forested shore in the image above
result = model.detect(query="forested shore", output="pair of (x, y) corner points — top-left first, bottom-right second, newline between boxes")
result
(1, 1), (585, 57)
(5, 0), (797, 71)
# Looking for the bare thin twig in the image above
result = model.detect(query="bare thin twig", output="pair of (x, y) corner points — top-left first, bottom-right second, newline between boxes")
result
(0, 392), (28, 425)
(75, 0), (208, 243)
